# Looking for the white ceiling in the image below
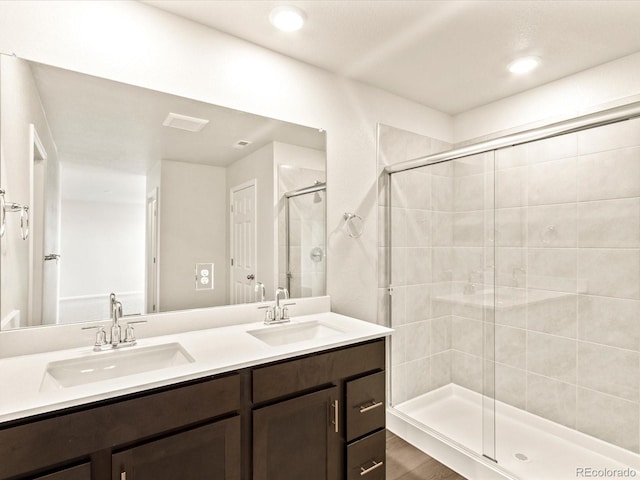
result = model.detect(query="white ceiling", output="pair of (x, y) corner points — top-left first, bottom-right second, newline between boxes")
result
(142, 0), (640, 115)
(30, 62), (325, 176)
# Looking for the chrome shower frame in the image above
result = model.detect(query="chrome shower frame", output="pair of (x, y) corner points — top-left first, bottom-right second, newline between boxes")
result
(284, 182), (327, 294)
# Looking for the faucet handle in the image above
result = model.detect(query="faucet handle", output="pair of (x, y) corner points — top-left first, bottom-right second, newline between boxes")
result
(280, 302), (296, 321)
(123, 320), (146, 344)
(258, 304), (275, 323)
(83, 325), (107, 351)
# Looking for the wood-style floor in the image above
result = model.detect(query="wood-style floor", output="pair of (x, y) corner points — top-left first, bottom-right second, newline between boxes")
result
(386, 430), (467, 480)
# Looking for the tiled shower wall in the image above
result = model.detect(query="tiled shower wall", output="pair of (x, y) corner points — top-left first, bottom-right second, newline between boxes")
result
(376, 124), (452, 405)
(379, 118), (640, 453)
(490, 118), (640, 452)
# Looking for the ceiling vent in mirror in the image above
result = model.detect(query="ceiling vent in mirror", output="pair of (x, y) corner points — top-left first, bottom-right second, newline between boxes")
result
(233, 140), (253, 149)
(162, 112), (209, 132)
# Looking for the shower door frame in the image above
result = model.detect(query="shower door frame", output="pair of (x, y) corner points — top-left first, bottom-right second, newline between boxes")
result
(284, 182), (327, 295)
(384, 99), (640, 474)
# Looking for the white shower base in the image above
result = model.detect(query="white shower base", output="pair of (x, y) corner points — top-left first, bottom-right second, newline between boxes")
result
(388, 384), (640, 480)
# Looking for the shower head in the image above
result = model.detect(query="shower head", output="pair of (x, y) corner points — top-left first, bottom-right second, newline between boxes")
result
(313, 191), (322, 203)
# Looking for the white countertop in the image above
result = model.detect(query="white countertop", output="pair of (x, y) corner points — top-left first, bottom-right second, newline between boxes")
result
(0, 312), (392, 424)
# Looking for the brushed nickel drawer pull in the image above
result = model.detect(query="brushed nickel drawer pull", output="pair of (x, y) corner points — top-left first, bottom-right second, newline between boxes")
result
(120, 472), (127, 480)
(360, 459), (383, 476)
(359, 400), (383, 413)
(332, 399), (339, 433)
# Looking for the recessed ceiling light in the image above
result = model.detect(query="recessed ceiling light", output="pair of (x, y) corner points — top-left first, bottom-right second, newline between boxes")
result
(269, 6), (306, 32)
(508, 56), (541, 75)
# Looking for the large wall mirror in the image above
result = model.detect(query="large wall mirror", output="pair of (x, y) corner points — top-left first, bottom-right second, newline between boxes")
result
(0, 54), (326, 330)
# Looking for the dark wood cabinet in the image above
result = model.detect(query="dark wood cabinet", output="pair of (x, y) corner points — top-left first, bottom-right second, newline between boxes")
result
(112, 416), (240, 480)
(253, 387), (341, 480)
(0, 338), (386, 480)
(34, 463), (91, 480)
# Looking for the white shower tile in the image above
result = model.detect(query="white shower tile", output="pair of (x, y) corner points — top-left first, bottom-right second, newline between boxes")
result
(527, 132), (577, 164)
(495, 247), (526, 287)
(453, 211), (485, 247)
(527, 203), (577, 248)
(451, 350), (483, 394)
(405, 247), (432, 285)
(496, 143), (527, 170)
(527, 248), (577, 293)
(576, 387), (640, 453)
(404, 320), (431, 361)
(405, 284), (431, 323)
(526, 373), (577, 429)
(451, 316), (483, 356)
(496, 166), (527, 208)
(494, 364), (526, 409)
(404, 357), (433, 400)
(453, 173), (486, 211)
(577, 295), (640, 351)
(406, 209), (431, 247)
(390, 207), (407, 248)
(431, 351), (452, 389)
(495, 207), (526, 247)
(527, 293), (577, 338)
(432, 211), (453, 246)
(577, 146), (640, 201)
(527, 157), (577, 206)
(578, 249), (640, 300)
(495, 325), (526, 370)
(577, 342), (639, 402)
(430, 315), (452, 353)
(578, 197), (640, 248)
(432, 174), (453, 211)
(527, 332), (576, 383)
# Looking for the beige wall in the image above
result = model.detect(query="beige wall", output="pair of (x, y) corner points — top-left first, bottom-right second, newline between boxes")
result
(159, 160), (227, 311)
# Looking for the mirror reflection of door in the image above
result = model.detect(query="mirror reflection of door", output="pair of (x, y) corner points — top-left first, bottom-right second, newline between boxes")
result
(230, 181), (256, 304)
(29, 124), (59, 325)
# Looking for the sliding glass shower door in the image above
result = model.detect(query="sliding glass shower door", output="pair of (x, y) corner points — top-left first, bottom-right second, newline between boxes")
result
(388, 151), (497, 461)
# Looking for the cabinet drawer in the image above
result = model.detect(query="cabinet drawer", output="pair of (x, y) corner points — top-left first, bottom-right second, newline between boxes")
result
(347, 430), (386, 480)
(346, 371), (385, 441)
(253, 340), (385, 403)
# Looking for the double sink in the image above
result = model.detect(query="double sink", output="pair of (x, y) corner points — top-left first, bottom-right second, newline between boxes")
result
(42, 319), (346, 390)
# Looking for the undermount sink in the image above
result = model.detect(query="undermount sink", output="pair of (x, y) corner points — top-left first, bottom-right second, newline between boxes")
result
(41, 342), (194, 390)
(247, 320), (345, 347)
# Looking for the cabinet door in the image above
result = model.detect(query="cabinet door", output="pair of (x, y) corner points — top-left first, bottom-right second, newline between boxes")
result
(34, 463), (91, 480)
(112, 416), (240, 480)
(253, 386), (341, 480)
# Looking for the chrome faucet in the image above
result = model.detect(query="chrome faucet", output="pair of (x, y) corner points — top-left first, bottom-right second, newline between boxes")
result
(110, 293), (123, 347)
(83, 293), (146, 351)
(258, 287), (296, 325)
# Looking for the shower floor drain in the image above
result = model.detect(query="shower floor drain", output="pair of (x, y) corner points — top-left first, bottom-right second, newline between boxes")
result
(514, 453), (529, 462)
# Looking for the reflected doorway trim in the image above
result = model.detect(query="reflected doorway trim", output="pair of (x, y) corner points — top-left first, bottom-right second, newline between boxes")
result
(28, 124), (49, 326)
(145, 187), (159, 314)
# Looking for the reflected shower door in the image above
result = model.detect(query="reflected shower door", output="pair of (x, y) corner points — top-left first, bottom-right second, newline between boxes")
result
(387, 151), (497, 461)
(285, 188), (326, 298)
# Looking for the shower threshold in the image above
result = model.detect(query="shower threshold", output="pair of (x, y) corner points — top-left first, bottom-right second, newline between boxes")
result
(389, 384), (640, 480)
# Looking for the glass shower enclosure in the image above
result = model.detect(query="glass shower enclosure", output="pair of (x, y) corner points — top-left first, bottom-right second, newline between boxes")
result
(284, 182), (326, 298)
(384, 103), (640, 479)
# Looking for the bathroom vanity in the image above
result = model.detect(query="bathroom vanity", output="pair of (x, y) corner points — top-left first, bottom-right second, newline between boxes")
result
(0, 311), (390, 480)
